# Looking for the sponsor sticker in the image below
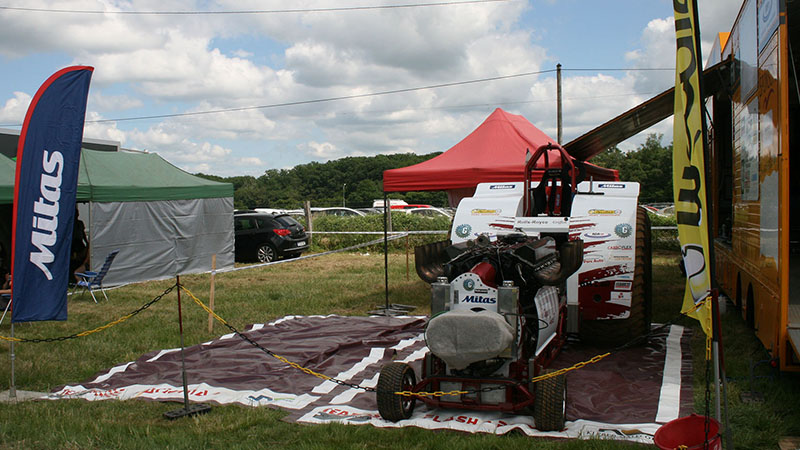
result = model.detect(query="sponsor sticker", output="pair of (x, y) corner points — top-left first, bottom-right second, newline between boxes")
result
(614, 223), (633, 238)
(463, 279), (475, 291)
(489, 184), (515, 190)
(589, 209), (622, 216)
(614, 281), (633, 291)
(584, 231), (612, 239)
(455, 224), (472, 238)
(583, 257), (604, 264)
(461, 295), (497, 304)
(611, 291), (632, 301)
(610, 255), (632, 262)
(608, 244), (632, 250)
(597, 183), (625, 189)
(471, 208), (500, 215)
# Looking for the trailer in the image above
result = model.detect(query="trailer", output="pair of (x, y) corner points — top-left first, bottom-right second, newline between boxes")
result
(561, 0), (799, 372)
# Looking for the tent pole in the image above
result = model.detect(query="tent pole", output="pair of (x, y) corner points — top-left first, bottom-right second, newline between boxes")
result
(10, 322), (15, 399)
(164, 275), (211, 419)
(711, 289), (734, 449)
(177, 275), (189, 410)
(383, 192), (389, 311)
(207, 255), (216, 334)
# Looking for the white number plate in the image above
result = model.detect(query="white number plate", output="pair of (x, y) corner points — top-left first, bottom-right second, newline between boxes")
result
(298, 241), (306, 247)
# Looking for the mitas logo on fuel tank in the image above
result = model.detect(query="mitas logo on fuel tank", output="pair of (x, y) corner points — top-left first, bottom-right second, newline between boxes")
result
(461, 295), (497, 304)
(28, 150), (64, 280)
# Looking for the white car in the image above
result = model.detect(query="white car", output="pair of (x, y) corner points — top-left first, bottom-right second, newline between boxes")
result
(313, 207), (366, 217)
(286, 207), (366, 217)
(402, 207), (452, 218)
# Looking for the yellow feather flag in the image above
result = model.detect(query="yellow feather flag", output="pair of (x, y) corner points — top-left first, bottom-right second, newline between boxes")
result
(673, 0), (712, 336)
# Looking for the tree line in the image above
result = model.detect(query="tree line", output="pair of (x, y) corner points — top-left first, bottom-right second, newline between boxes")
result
(197, 133), (673, 209)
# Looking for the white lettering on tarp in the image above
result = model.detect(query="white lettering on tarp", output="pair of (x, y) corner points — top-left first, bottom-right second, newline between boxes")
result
(29, 150), (64, 280)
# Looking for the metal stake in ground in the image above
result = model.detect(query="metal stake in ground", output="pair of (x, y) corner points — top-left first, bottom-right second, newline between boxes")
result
(164, 276), (211, 420)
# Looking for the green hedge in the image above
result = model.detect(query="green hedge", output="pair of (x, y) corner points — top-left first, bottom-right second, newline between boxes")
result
(648, 212), (679, 251)
(300, 213), (451, 253)
(300, 211), (679, 253)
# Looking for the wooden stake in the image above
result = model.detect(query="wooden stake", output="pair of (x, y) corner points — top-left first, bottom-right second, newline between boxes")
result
(207, 254), (216, 333)
(405, 230), (410, 280)
(304, 201), (313, 245)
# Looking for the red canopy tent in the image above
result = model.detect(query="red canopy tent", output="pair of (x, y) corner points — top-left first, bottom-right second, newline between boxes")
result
(382, 108), (618, 205)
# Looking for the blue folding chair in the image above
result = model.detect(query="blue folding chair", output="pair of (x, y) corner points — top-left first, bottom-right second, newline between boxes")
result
(74, 249), (120, 302)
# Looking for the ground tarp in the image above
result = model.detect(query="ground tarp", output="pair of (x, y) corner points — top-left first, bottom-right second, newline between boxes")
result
(49, 315), (693, 444)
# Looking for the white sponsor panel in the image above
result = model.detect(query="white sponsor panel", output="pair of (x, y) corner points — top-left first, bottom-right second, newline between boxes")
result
(298, 405), (658, 443)
(49, 382), (319, 409)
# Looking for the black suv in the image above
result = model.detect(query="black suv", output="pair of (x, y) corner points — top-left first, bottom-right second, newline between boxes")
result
(234, 212), (309, 262)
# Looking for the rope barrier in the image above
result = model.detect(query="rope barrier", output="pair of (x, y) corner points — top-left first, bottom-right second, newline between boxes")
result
(308, 230), (447, 235)
(0, 284), (177, 343)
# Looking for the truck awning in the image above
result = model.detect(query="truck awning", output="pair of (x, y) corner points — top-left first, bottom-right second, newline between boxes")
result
(564, 59), (732, 161)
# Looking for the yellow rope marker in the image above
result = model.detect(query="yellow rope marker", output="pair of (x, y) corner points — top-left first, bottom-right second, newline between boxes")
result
(395, 389), (469, 397)
(0, 306), (143, 342)
(530, 352), (611, 383)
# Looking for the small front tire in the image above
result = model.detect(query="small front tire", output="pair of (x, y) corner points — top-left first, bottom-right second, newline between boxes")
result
(376, 362), (416, 422)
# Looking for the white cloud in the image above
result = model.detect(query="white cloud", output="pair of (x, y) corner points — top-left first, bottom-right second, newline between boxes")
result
(0, 0), (746, 176)
(82, 112), (128, 144)
(301, 141), (340, 159)
(0, 92), (32, 124)
(89, 92), (143, 111)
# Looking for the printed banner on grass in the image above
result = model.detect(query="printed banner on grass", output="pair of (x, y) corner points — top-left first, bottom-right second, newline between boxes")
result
(11, 66), (93, 322)
(672, 0), (712, 336)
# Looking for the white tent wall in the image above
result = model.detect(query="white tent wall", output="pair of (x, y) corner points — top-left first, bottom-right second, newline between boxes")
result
(87, 197), (234, 286)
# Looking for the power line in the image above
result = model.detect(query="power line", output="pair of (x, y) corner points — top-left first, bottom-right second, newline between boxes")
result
(0, 0), (513, 15)
(565, 67), (673, 72)
(86, 69), (557, 124)
(0, 67), (673, 127)
(287, 91), (664, 119)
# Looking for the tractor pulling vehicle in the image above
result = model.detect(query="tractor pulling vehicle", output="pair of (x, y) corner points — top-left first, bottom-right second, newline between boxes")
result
(375, 144), (652, 431)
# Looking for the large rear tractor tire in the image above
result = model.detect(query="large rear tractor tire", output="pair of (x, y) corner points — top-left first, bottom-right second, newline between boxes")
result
(578, 206), (653, 347)
(533, 369), (567, 431)
(376, 362), (417, 422)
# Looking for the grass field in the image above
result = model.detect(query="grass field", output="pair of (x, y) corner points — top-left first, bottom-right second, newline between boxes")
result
(0, 248), (798, 449)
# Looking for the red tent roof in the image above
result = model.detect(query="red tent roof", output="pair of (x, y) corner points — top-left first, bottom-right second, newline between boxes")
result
(383, 108), (617, 192)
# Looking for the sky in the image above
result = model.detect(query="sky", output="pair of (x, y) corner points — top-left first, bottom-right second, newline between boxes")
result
(0, 0), (741, 177)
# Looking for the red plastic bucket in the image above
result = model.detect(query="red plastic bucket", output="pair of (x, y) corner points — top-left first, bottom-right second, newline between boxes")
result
(654, 414), (722, 450)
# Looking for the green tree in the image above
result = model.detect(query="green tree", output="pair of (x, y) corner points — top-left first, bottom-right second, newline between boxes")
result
(588, 134), (673, 203)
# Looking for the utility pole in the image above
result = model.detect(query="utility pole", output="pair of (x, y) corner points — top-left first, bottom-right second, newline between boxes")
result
(557, 63), (563, 145)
